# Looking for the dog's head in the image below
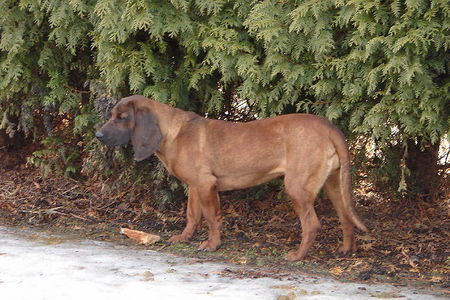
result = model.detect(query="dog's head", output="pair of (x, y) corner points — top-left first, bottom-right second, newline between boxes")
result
(95, 96), (162, 161)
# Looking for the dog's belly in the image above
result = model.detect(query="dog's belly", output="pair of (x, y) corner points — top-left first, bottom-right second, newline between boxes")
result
(216, 170), (284, 191)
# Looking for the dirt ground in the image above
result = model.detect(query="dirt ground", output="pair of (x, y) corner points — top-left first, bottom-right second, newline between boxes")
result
(0, 149), (448, 297)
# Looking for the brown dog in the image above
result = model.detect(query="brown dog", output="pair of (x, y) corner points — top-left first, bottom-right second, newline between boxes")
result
(96, 95), (367, 260)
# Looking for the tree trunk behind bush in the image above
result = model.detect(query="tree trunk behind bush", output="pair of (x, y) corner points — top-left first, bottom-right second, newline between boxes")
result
(406, 139), (441, 201)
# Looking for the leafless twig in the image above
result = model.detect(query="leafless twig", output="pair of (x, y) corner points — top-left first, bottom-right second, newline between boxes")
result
(21, 206), (91, 222)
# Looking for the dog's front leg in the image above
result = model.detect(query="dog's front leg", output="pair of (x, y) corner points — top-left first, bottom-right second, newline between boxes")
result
(169, 187), (202, 243)
(197, 183), (222, 251)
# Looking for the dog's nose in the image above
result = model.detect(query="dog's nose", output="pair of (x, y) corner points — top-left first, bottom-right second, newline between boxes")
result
(95, 131), (104, 139)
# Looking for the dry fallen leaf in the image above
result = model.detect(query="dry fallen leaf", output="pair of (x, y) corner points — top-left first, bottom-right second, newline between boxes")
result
(270, 285), (297, 290)
(277, 292), (296, 300)
(237, 256), (248, 265)
(329, 266), (344, 276)
(142, 271), (154, 281)
(10, 185), (21, 196)
(360, 242), (375, 251)
(348, 260), (365, 271)
(297, 289), (308, 295)
(0, 201), (16, 213)
(430, 276), (443, 283)
(371, 292), (398, 298)
(120, 228), (161, 245)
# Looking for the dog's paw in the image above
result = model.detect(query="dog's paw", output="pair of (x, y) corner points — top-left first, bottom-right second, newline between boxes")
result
(168, 234), (189, 244)
(198, 240), (220, 252)
(338, 241), (356, 254)
(284, 250), (305, 261)
(338, 246), (350, 254)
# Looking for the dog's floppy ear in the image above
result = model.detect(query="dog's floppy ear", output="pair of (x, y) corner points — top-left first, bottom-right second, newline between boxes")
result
(131, 106), (162, 161)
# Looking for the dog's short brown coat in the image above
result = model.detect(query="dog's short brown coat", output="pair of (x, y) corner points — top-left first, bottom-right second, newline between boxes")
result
(96, 95), (368, 260)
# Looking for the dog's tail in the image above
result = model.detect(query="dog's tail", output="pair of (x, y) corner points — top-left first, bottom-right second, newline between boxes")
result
(329, 128), (368, 232)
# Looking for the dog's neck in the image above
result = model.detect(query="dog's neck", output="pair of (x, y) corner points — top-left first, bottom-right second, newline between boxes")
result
(147, 100), (200, 170)
(148, 100), (198, 142)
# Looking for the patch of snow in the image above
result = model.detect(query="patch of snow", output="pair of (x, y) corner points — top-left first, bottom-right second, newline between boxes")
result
(0, 227), (442, 300)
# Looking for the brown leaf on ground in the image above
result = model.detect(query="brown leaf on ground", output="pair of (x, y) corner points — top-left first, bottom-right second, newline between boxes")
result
(277, 292), (296, 300)
(329, 266), (344, 276)
(120, 228), (161, 245)
(270, 284), (297, 290)
(0, 201), (16, 213)
(141, 271), (154, 281)
(360, 242), (375, 251)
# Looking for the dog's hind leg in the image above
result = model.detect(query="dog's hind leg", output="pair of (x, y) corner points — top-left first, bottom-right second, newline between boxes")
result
(284, 179), (321, 260)
(323, 170), (356, 254)
(284, 156), (333, 261)
(285, 189), (320, 260)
